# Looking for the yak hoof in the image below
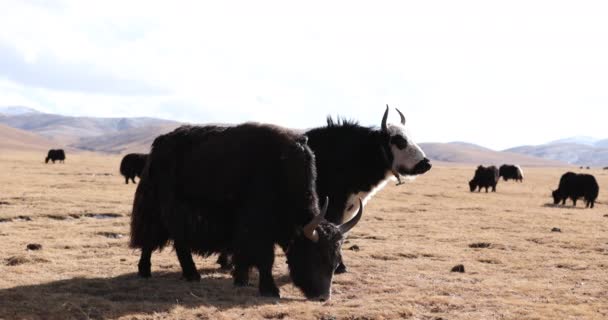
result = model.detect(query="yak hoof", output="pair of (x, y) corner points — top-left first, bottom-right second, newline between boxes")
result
(260, 287), (280, 298)
(138, 269), (151, 278)
(182, 272), (201, 282)
(335, 263), (347, 274)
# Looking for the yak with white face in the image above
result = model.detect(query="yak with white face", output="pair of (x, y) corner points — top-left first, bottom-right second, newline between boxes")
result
(382, 107), (431, 177)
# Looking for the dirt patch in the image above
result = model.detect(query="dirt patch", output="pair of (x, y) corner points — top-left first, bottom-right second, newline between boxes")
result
(97, 232), (125, 239)
(26, 244), (43, 251)
(0, 201), (10, 205)
(469, 242), (492, 249)
(84, 213), (122, 219)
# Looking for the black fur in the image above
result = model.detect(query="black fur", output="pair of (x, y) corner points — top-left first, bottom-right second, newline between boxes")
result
(130, 124), (349, 300)
(306, 118), (393, 224)
(469, 165), (499, 192)
(120, 153), (148, 184)
(552, 172), (599, 208)
(499, 164), (523, 182)
(45, 149), (65, 164)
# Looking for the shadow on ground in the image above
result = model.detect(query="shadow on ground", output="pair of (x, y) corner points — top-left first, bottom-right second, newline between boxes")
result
(0, 269), (297, 319)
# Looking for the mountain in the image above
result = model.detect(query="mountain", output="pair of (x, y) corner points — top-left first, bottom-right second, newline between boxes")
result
(419, 142), (565, 166)
(594, 139), (608, 148)
(505, 143), (608, 167)
(0, 123), (55, 152)
(0, 108), (181, 148)
(548, 136), (599, 146)
(0, 106), (41, 116)
(71, 123), (181, 154)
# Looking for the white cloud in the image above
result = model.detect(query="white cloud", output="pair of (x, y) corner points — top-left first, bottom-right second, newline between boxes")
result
(0, 0), (607, 149)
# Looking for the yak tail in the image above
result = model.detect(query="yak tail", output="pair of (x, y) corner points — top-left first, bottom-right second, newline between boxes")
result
(129, 160), (169, 250)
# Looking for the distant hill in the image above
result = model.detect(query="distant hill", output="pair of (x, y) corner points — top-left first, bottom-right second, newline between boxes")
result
(71, 123), (182, 154)
(505, 143), (608, 167)
(0, 111), (180, 146)
(420, 142), (566, 166)
(0, 123), (55, 152)
(0, 106), (41, 116)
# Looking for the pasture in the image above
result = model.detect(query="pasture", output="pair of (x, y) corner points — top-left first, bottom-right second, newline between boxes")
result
(1, 152), (607, 320)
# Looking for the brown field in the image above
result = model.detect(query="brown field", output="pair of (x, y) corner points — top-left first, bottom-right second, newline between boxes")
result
(1, 152), (607, 320)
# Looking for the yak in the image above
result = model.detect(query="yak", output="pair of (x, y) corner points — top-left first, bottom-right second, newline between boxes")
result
(45, 149), (65, 164)
(120, 153), (148, 184)
(130, 123), (362, 301)
(469, 165), (499, 192)
(552, 172), (599, 208)
(499, 164), (524, 182)
(217, 105), (432, 273)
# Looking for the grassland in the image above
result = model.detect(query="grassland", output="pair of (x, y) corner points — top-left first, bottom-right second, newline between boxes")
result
(1, 152), (607, 320)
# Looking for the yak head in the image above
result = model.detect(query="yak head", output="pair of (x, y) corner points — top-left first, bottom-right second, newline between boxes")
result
(552, 189), (561, 204)
(469, 179), (477, 192)
(381, 105), (432, 177)
(287, 198), (362, 302)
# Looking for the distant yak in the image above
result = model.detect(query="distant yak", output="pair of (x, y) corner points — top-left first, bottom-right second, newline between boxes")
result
(499, 164), (524, 182)
(45, 149), (65, 164)
(130, 123), (362, 300)
(469, 165), (499, 192)
(120, 153), (148, 184)
(552, 172), (599, 208)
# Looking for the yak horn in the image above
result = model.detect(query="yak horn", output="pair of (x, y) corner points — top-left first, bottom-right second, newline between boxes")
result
(381, 104), (389, 132)
(303, 196), (329, 242)
(339, 198), (363, 234)
(396, 108), (406, 125)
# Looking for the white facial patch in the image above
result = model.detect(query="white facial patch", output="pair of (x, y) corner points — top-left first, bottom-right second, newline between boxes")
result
(386, 124), (426, 175)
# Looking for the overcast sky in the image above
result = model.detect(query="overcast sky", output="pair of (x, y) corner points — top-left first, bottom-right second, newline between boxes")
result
(1, 0), (607, 150)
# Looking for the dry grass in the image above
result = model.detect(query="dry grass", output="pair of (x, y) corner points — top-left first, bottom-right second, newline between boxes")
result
(1, 152), (607, 320)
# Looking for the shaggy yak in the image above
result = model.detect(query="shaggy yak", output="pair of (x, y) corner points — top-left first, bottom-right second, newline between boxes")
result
(499, 164), (524, 182)
(469, 165), (499, 192)
(45, 149), (65, 163)
(119, 153), (148, 184)
(218, 105), (432, 273)
(552, 172), (599, 208)
(130, 123), (363, 300)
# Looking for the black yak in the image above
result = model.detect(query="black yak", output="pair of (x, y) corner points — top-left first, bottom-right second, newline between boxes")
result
(218, 105), (432, 273)
(552, 172), (599, 208)
(130, 124), (362, 300)
(469, 165), (499, 192)
(499, 164), (524, 182)
(45, 149), (65, 163)
(120, 153), (148, 184)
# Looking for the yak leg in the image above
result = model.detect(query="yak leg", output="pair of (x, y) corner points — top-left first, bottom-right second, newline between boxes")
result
(174, 240), (201, 281)
(125, 176), (130, 184)
(590, 200), (595, 208)
(131, 176), (137, 184)
(254, 242), (280, 297)
(137, 247), (153, 278)
(217, 252), (233, 270)
(492, 185), (496, 192)
(572, 198), (577, 207)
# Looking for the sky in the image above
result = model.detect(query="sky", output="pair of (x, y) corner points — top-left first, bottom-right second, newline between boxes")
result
(0, 0), (607, 150)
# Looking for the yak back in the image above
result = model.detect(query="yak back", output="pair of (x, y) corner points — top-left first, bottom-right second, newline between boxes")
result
(130, 123), (320, 252)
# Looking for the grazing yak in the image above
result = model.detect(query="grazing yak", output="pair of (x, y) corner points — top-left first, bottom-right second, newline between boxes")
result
(552, 172), (599, 208)
(499, 164), (524, 182)
(45, 149), (65, 163)
(469, 165), (499, 192)
(120, 153), (148, 184)
(218, 105), (432, 273)
(130, 123), (363, 300)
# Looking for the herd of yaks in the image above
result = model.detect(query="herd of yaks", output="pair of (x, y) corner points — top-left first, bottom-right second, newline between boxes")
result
(39, 106), (601, 301)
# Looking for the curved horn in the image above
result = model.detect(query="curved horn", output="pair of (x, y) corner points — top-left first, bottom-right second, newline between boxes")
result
(381, 104), (389, 132)
(303, 196), (329, 242)
(338, 198), (363, 234)
(395, 108), (406, 125)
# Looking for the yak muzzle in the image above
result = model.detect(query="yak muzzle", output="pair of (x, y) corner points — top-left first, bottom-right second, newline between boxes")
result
(412, 158), (432, 175)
